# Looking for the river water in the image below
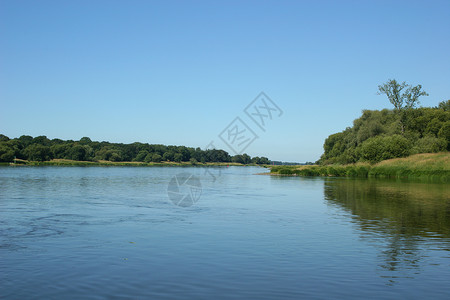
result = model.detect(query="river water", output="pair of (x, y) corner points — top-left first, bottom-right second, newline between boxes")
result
(1, 166), (449, 299)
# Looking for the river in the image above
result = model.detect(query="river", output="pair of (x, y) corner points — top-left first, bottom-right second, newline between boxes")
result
(1, 166), (449, 299)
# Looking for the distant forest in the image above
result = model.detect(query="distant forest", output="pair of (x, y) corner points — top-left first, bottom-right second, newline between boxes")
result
(319, 99), (450, 164)
(0, 135), (270, 164)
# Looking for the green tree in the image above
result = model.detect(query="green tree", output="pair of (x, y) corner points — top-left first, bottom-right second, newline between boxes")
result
(134, 150), (149, 162)
(0, 134), (261, 164)
(163, 151), (175, 161)
(378, 79), (428, 110)
(151, 153), (162, 162)
(94, 147), (122, 161)
(32, 135), (51, 146)
(109, 152), (122, 162)
(144, 153), (153, 163)
(251, 156), (271, 164)
(79, 137), (92, 145)
(425, 118), (443, 136)
(173, 153), (183, 162)
(231, 155), (244, 164)
(0, 134), (10, 142)
(24, 144), (52, 161)
(51, 143), (70, 159)
(177, 146), (191, 161)
(18, 135), (33, 148)
(231, 153), (251, 164)
(0, 144), (14, 162)
(258, 157), (270, 164)
(404, 84), (429, 109)
(438, 121), (450, 150)
(437, 100), (450, 111)
(69, 145), (87, 161)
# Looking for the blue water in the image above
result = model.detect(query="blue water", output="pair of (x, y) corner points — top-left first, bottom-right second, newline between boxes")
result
(1, 166), (449, 299)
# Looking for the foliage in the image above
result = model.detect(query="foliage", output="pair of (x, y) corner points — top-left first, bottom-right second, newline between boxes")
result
(359, 135), (411, 163)
(411, 135), (447, 154)
(251, 156), (270, 164)
(23, 144), (51, 161)
(377, 79), (428, 110)
(0, 135), (269, 164)
(437, 99), (450, 111)
(319, 104), (449, 164)
(0, 145), (14, 162)
(231, 154), (251, 164)
(271, 153), (449, 182)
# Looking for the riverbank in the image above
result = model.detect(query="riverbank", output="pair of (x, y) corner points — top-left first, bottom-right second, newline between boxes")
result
(269, 153), (450, 182)
(3, 159), (248, 167)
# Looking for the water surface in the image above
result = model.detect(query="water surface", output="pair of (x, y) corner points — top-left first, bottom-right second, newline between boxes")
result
(1, 166), (449, 299)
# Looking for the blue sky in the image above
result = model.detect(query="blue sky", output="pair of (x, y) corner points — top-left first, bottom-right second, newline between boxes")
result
(1, 0), (449, 162)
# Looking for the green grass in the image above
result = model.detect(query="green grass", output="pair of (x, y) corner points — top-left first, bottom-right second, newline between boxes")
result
(368, 152), (449, 181)
(270, 153), (450, 182)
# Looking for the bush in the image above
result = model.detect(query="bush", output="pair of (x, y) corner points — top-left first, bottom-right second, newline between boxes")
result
(359, 134), (411, 163)
(279, 168), (294, 175)
(297, 168), (317, 176)
(412, 135), (447, 154)
(151, 153), (162, 163)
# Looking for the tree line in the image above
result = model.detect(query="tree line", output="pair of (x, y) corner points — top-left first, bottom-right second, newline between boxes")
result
(319, 80), (449, 164)
(0, 135), (270, 165)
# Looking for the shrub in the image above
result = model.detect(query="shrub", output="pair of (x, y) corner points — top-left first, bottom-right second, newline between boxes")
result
(412, 135), (447, 154)
(279, 168), (294, 175)
(151, 153), (162, 163)
(359, 134), (411, 163)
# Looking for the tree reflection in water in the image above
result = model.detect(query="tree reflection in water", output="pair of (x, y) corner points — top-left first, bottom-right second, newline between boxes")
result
(324, 178), (450, 283)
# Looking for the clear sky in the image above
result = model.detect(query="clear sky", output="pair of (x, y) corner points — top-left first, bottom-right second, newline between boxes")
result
(1, 0), (449, 162)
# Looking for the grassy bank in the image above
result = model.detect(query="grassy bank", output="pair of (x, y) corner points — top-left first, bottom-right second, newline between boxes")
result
(270, 153), (450, 182)
(5, 159), (246, 167)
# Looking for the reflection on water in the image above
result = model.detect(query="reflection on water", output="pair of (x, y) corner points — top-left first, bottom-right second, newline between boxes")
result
(324, 178), (450, 281)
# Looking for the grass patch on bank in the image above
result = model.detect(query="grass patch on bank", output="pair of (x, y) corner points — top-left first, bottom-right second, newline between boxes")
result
(270, 152), (450, 182)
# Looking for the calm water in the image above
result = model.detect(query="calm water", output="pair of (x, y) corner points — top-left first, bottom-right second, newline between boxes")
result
(1, 166), (449, 299)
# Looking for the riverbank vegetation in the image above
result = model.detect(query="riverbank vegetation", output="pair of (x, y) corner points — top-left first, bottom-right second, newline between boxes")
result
(271, 152), (449, 181)
(271, 152), (450, 182)
(0, 134), (270, 165)
(271, 80), (449, 181)
(319, 81), (449, 165)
